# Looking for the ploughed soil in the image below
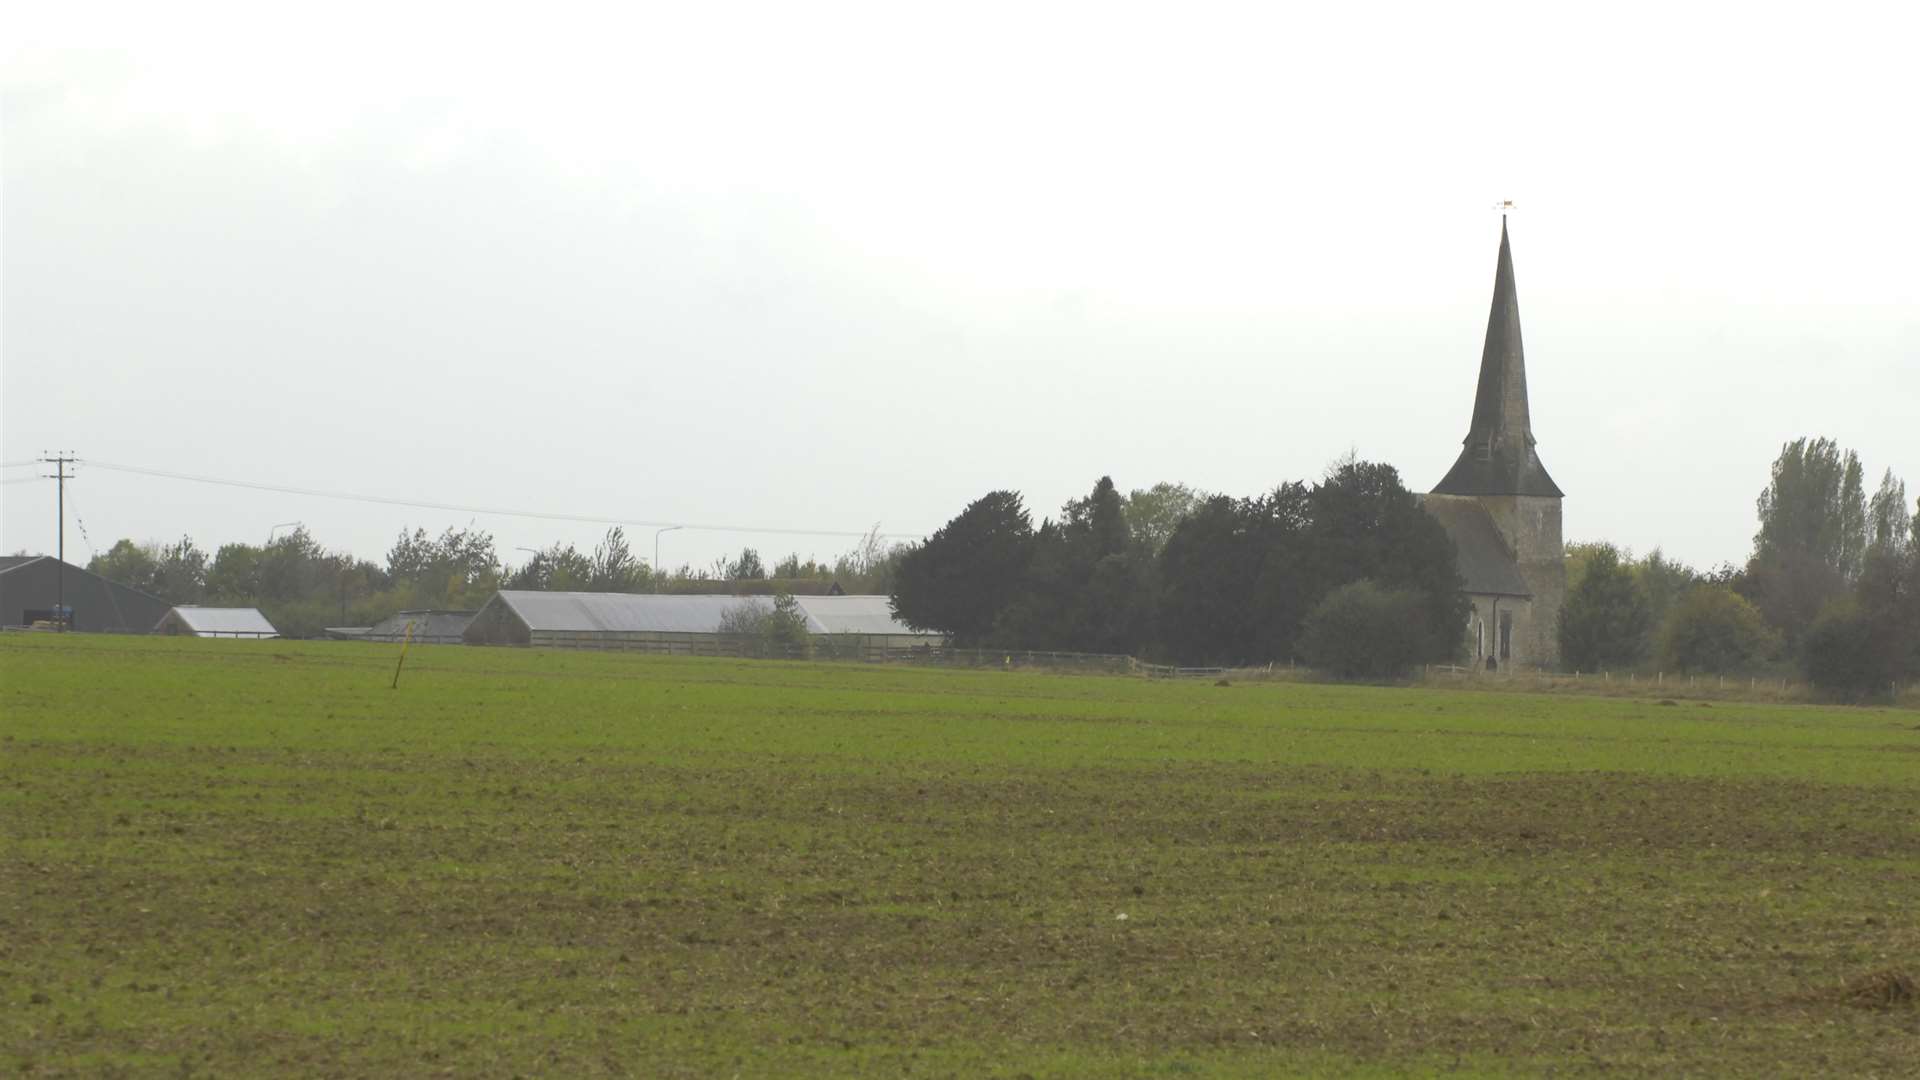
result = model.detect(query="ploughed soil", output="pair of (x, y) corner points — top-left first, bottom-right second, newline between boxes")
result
(2, 639), (1917, 1076)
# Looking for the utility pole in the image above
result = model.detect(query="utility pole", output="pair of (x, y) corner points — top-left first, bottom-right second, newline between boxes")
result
(39, 453), (76, 631)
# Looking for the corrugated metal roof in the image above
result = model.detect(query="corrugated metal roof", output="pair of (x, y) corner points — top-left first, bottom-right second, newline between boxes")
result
(495, 592), (762, 634)
(363, 610), (475, 641)
(1420, 497), (1532, 598)
(795, 595), (922, 635)
(489, 591), (936, 637)
(161, 607), (280, 636)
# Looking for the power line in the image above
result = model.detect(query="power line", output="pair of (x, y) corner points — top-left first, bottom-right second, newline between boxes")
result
(65, 489), (100, 560)
(0, 476), (42, 486)
(79, 459), (927, 542)
(1, 460), (42, 469)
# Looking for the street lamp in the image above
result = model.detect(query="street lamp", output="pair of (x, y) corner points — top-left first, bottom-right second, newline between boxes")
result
(653, 526), (683, 593)
(266, 521), (302, 545)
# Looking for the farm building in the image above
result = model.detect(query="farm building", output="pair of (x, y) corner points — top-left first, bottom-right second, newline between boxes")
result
(463, 591), (939, 655)
(0, 555), (172, 633)
(154, 606), (280, 639)
(325, 609), (475, 644)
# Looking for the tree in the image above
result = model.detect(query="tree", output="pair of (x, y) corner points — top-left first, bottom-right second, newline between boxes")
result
(506, 543), (594, 591)
(1656, 586), (1778, 674)
(1633, 548), (1697, 633)
(1562, 541), (1616, 596)
(1297, 580), (1429, 680)
(1155, 463), (1463, 667)
(385, 525), (500, 605)
(1747, 437), (1867, 645)
(890, 491), (1035, 646)
(1558, 544), (1652, 671)
(1866, 469), (1911, 561)
(728, 548), (767, 581)
(1301, 461), (1467, 663)
(1122, 482), (1208, 557)
(1155, 495), (1272, 665)
(589, 527), (648, 591)
(88, 536), (211, 604)
(767, 591), (811, 655)
(88, 540), (160, 595)
(206, 542), (263, 601)
(994, 477), (1152, 653)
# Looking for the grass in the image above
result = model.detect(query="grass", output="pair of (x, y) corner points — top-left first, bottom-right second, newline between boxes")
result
(3, 633), (1917, 1077)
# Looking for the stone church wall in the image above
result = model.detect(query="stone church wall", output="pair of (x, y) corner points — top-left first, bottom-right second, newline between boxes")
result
(1476, 495), (1565, 669)
(1463, 593), (1537, 669)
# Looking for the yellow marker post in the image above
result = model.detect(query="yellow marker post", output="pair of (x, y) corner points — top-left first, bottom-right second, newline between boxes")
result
(390, 620), (417, 689)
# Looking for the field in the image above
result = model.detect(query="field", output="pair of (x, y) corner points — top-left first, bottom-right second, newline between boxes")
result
(3, 635), (1917, 1077)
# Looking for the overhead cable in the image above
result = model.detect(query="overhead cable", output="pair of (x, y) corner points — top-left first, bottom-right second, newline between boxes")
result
(79, 459), (925, 542)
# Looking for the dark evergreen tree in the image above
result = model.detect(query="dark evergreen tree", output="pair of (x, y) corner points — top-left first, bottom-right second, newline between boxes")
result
(1155, 496), (1270, 665)
(1301, 462), (1467, 662)
(889, 490), (1035, 646)
(994, 477), (1152, 653)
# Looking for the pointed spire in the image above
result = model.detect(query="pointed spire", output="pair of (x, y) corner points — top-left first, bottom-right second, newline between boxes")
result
(1432, 218), (1562, 498)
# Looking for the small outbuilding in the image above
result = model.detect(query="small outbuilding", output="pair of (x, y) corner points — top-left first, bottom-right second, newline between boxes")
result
(0, 555), (172, 633)
(155, 606), (280, 639)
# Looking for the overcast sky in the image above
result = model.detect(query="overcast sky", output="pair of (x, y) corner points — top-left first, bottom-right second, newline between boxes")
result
(5, 1), (1916, 578)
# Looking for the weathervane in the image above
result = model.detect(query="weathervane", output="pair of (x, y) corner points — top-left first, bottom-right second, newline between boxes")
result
(1493, 198), (1515, 221)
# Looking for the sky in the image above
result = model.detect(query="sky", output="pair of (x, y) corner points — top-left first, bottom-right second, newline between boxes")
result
(4, 1), (1916, 578)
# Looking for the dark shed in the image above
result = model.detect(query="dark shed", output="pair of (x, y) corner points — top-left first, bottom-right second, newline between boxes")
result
(0, 555), (172, 633)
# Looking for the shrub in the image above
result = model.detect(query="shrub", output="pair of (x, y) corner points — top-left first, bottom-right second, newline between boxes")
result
(716, 593), (811, 659)
(1298, 580), (1428, 680)
(1655, 586), (1778, 674)
(1558, 544), (1652, 671)
(1802, 601), (1896, 700)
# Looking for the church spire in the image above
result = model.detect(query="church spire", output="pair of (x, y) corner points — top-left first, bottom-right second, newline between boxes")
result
(1432, 216), (1562, 498)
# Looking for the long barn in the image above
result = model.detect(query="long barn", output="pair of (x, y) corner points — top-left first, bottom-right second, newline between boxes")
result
(462, 591), (939, 655)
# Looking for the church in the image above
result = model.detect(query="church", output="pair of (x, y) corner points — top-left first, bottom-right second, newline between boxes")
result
(1420, 219), (1566, 670)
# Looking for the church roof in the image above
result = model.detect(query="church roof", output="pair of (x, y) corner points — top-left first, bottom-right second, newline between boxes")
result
(1432, 219), (1563, 498)
(1420, 496), (1532, 598)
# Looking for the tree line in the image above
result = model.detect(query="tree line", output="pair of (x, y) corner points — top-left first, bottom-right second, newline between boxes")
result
(889, 461), (1469, 674)
(85, 525), (908, 640)
(1558, 437), (1919, 697)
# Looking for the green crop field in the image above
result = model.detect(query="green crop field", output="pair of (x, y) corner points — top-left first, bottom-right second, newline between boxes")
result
(3, 635), (1916, 1077)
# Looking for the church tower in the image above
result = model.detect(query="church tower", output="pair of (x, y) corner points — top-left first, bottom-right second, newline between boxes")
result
(1424, 218), (1565, 669)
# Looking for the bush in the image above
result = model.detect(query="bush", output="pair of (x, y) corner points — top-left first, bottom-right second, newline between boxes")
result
(1558, 544), (1652, 671)
(1298, 580), (1428, 680)
(1656, 586), (1778, 674)
(1802, 601), (1896, 700)
(716, 593), (811, 659)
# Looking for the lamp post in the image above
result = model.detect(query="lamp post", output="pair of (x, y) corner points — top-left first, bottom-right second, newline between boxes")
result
(266, 521), (302, 545)
(653, 526), (683, 593)
(512, 547), (540, 588)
